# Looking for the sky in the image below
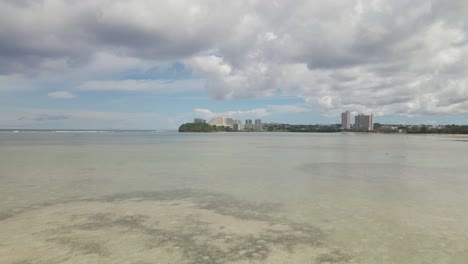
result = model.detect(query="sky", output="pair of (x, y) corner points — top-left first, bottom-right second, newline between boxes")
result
(1, 0), (468, 129)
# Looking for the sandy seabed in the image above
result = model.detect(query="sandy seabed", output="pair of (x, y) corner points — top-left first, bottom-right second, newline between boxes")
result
(0, 190), (351, 264)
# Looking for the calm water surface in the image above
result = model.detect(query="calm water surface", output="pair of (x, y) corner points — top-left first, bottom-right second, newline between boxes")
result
(1, 132), (467, 263)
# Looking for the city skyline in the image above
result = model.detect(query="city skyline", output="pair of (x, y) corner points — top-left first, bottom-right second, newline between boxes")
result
(1, 1), (468, 129)
(195, 111), (375, 130)
(193, 116), (264, 131)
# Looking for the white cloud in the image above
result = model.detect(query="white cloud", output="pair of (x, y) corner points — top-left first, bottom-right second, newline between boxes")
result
(194, 108), (269, 120)
(1, 0), (468, 118)
(0, 108), (178, 129)
(267, 104), (310, 113)
(194, 104), (311, 120)
(185, 1), (468, 116)
(48, 91), (76, 99)
(78, 79), (204, 92)
(0, 75), (34, 92)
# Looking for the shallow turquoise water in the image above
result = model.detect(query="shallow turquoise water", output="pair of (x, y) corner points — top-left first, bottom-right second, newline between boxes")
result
(1, 132), (467, 263)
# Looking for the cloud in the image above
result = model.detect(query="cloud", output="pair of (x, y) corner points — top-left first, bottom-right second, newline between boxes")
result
(31, 114), (71, 121)
(0, 0), (241, 74)
(185, 0), (468, 116)
(78, 79), (204, 92)
(48, 91), (76, 99)
(0, 75), (34, 91)
(267, 104), (310, 113)
(1, 108), (178, 129)
(194, 108), (269, 120)
(1, 0), (468, 117)
(186, 55), (278, 99)
(194, 104), (310, 120)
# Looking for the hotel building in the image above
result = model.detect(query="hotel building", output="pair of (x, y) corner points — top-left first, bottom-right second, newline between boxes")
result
(354, 114), (373, 131)
(341, 111), (351, 129)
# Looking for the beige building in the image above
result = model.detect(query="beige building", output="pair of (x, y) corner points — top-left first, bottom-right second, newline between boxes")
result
(208, 116), (236, 128)
(354, 114), (373, 131)
(233, 120), (244, 131)
(341, 111), (351, 129)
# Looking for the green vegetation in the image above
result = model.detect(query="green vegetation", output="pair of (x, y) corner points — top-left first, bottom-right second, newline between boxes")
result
(178, 123), (233, 132)
(178, 122), (341, 133)
(179, 123), (215, 132)
(405, 125), (468, 134)
(179, 122), (468, 134)
(372, 124), (468, 134)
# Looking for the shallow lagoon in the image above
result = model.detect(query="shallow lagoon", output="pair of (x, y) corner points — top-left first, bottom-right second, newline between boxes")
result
(1, 132), (468, 263)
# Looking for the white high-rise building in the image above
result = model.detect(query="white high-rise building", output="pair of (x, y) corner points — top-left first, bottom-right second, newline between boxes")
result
(354, 114), (373, 131)
(341, 111), (351, 129)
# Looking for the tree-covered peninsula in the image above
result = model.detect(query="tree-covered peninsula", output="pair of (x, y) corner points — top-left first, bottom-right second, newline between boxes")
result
(178, 123), (233, 132)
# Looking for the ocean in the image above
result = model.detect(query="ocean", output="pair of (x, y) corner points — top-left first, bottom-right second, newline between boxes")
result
(1, 131), (467, 263)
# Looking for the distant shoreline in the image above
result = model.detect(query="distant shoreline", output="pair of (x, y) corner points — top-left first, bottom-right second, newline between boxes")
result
(1, 128), (467, 135)
(178, 122), (468, 134)
(0, 129), (176, 133)
(177, 130), (468, 135)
